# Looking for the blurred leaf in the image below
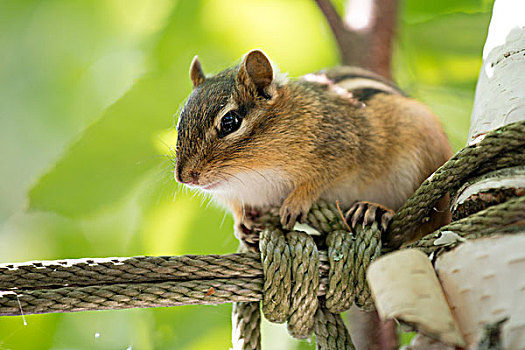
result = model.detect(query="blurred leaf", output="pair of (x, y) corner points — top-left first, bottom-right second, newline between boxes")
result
(27, 1), (205, 217)
(0, 314), (58, 349)
(151, 305), (232, 349)
(394, 10), (490, 154)
(0, 0), (166, 221)
(403, 0), (494, 22)
(403, 12), (491, 57)
(399, 330), (417, 346)
(398, 12), (490, 89)
(28, 74), (178, 216)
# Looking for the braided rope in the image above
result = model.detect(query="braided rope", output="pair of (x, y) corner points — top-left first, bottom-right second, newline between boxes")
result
(231, 244), (263, 350)
(306, 202), (349, 234)
(323, 224), (382, 314)
(0, 251), (339, 317)
(0, 278), (262, 316)
(410, 196), (525, 255)
(286, 231), (319, 338)
(314, 303), (355, 350)
(0, 197), (521, 317)
(232, 302), (261, 350)
(259, 229), (291, 323)
(0, 254), (262, 290)
(255, 226), (379, 345)
(325, 230), (355, 313)
(258, 229), (323, 339)
(257, 229), (360, 347)
(352, 223), (382, 310)
(386, 120), (525, 248)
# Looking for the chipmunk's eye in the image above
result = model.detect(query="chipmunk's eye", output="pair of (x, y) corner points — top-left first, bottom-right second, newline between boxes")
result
(218, 110), (242, 138)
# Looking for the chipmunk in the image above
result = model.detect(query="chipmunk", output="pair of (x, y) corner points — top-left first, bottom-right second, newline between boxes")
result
(175, 50), (451, 249)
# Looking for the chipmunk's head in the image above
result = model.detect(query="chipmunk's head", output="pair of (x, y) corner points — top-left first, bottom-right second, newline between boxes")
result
(175, 50), (291, 203)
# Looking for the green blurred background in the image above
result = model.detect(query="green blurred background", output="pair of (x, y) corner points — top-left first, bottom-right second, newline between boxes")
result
(0, 0), (494, 348)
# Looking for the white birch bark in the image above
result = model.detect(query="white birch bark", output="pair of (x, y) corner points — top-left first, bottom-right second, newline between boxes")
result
(468, 0), (525, 144)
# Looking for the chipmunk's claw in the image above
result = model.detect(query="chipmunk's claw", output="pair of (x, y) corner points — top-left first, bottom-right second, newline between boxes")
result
(345, 201), (394, 233)
(234, 218), (261, 251)
(279, 199), (310, 230)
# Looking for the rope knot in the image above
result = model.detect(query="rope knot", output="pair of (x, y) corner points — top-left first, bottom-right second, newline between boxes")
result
(259, 228), (319, 338)
(258, 214), (382, 340)
(325, 220), (382, 313)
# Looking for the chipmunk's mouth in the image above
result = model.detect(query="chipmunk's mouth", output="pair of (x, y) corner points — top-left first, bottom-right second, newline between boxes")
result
(200, 181), (221, 191)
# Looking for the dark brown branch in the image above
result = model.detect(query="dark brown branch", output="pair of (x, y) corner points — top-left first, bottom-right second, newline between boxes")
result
(314, 0), (351, 62)
(314, 0), (398, 79)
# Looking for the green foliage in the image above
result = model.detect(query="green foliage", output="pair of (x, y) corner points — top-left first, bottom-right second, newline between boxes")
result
(0, 0), (493, 348)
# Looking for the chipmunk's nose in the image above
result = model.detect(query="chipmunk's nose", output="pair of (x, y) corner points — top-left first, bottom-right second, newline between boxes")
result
(175, 163), (200, 185)
(188, 171), (200, 185)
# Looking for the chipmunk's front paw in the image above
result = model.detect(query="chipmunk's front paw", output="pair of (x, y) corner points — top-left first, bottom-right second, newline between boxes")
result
(279, 197), (311, 230)
(234, 218), (261, 251)
(345, 201), (394, 233)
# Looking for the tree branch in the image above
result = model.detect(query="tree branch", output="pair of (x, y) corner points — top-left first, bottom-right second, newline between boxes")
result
(314, 0), (398, 79)
(314, 0), (350, 61)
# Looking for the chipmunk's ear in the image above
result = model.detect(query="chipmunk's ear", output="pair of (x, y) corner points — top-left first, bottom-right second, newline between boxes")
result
(237, 50), (274, 97)
(190, 55), (206, 88)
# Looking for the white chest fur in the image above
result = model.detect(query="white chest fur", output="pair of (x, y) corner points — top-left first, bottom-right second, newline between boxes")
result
(207, 152), (422, 212)
(207, 168), (291, 208)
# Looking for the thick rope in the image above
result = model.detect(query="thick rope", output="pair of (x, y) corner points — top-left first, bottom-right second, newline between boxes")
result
(232, 302), (261, 350)
(0, 251), (336, 316)
(259, 229), (291, 323)
(256, 226), (380, 345)
(324, 224), (381, 313)
(306, 202), (349, 234)
(0, 254), (263, 290)
(259, 229), (322, 339)
(352, 223), (382, 310)
(286, 231), (319, 338)
(314, 303), (355, 350)
(0, 278), (262, 316)
(231, 244), (263, 350)
(325, 230), (354, 313)
(257, 229), (358, 347)
(386, 120), (525, 248)
(1, 197), (521, 317)
(410, 196), (525, 255)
